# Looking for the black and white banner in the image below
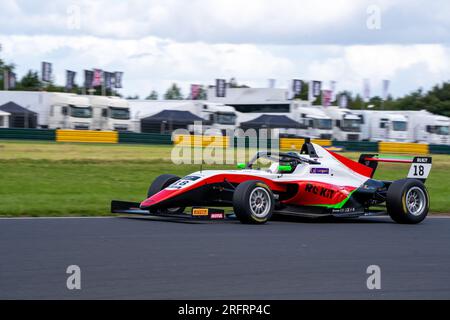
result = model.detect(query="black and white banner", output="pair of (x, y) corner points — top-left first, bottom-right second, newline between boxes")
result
(66, 70), (76, 90)
(338, 93), (348, 108)
(308, 80), (322, 101)
(114, 71), (123, 88)
(84, 70), (94, 89)
(104, 72), (113, 89)
(41, 61), (52, 82)
(292, 79), (302, 97)
(215, 79), (226, 97)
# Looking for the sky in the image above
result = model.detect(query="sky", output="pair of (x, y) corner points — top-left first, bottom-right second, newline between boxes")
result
(0, 0), (450, 99)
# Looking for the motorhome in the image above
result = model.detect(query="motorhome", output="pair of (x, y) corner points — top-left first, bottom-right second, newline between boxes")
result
(0, 91), (92, 129)
(353, 110), (409, 142)
(0, 110), (10, 128)
(87, 95), (130, 131)
(322, 106), (361, 141)
(389, 110), (449, 145)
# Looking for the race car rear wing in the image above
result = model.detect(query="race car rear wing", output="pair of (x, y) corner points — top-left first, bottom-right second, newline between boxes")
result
(359, 154), (432, 181)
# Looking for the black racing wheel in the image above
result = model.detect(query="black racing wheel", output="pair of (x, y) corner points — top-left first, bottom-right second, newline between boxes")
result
(233, 180), (274, 224)
(386, 178), (429, 224)
(147, 174), (185, 215)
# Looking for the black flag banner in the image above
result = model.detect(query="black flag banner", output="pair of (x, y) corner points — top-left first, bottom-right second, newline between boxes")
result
(66, 70), (76, 90)
(104, 72), (112, 89)
(114, 72), (123, 88)
(292, 79), (302, 96)
(41, 61), (52, 82)
(215, 79), (226, 97)
(312, 80), (322, 97)
(84, 70), (94, 89)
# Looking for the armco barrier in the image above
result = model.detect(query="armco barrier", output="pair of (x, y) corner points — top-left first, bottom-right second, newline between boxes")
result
(280, 138), (331, 150)
(174, 134), (229, 147)
(332, 141), (378, 152)
(0, 128), (55, 140)
(119, 132), (172, 145)
(379, 141), (429, 155)
(56, 130), (118, 143)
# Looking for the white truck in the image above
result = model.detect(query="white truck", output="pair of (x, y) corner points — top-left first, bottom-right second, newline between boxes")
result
(353, 110), (409, 142)
(292, 104), (333, 139)
(127, 100), (238, 134)
(0, 110), (10, 128)
(388, 110), (449, 145)
(86, 95), (131, 131)
(0, 91), (92, 130)
(321, 106), (361, 141)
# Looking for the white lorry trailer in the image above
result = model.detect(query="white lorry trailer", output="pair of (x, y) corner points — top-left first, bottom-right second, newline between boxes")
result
(291, 103), (332, 139)
(127, 100), (238, 134)
(86, 95), (130, 131)
(321, 106), (361, 141)
(0, 91), (93, 130)
(353, 110), (409, 142)
(388, 110), (449, 145)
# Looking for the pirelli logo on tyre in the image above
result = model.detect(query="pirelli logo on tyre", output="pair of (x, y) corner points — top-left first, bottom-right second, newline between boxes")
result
(192, 208), (209, 216)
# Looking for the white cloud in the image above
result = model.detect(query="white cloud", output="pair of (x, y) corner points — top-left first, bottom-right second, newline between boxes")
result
(1, 0), (449, 44)
(1, 33), (449, 98)
(1, 0), (450, 99)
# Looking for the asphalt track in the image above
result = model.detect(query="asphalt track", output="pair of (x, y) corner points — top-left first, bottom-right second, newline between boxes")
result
(0, 215), (449, 299)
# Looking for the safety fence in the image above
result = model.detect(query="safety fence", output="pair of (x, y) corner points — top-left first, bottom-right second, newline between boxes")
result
(1, 128), (450, 155)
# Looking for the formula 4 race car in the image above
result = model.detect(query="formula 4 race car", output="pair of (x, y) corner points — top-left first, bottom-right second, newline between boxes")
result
(112, 139), (432, 224)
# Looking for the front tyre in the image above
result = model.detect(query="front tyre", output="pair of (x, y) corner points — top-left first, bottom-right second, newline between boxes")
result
(386, 179), (429, 224)
(233, 180), (274, 224)
(147, 174), (185, 215)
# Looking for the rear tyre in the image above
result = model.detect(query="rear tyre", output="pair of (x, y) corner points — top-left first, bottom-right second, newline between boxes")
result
(233, 180), (274, 224)
(147, 174), (185, 215)
(386, 179), (429, 224)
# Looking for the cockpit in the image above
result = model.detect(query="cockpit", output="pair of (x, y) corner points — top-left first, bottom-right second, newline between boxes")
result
(237, 140), (321, 174)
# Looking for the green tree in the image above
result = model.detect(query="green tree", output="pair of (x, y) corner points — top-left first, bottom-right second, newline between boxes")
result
(17, 70), (42, 90)
(228, 77), (250, 88)
(164, 83), (183, 100)
(126, 94), (140, 100)
(0, 44), (15, 89)
(146, 90), (158, 100)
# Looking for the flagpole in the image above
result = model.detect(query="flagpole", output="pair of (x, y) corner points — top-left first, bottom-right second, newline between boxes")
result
(3, 70), (7, 90)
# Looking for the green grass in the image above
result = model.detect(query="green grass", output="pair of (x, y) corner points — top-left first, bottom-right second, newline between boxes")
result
(0, 140), (449, 216)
